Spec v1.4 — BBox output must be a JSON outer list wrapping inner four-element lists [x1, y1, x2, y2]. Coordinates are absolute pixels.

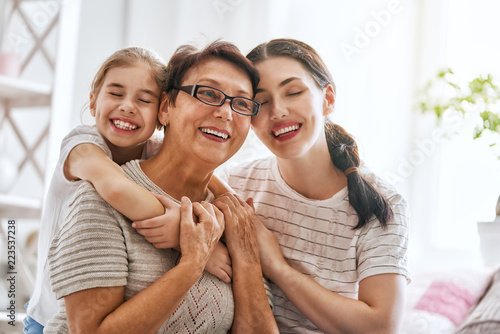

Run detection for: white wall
[[61, 0, 500, 269], [66, 0, 417, 187], [123, 0, 417, 188]]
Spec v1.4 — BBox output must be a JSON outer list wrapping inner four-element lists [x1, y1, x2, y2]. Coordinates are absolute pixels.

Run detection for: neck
[[106, 140, 145, 165], [276, 140, 346, 200], [140, 146, 213, 202]]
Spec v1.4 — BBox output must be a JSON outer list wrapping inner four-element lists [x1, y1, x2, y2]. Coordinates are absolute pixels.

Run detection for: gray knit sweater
[[45, 160, 234, 333]]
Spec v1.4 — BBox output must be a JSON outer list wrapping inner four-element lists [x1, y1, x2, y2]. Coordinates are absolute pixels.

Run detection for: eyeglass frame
[[176, 85, 261, 116]]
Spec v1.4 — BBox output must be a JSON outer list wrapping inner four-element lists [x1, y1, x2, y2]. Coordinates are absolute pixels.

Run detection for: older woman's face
[[161, 58, 252, 168]]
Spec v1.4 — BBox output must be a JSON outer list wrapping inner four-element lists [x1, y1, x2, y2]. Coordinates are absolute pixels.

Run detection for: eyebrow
[[197, 78, 251, 97], [255, 77, 302, 94], [106, 82, 158, 98]]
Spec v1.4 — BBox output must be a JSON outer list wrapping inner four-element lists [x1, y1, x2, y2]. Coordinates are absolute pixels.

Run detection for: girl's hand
[[204, 241, 232, 283], [179, 197, 225, 269], [132, 193, 181, 249]]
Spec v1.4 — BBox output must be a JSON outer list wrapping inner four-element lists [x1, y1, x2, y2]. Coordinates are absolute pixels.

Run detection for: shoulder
[[60, 125, 112, 161], [143, 131, 164, 158], [360, 163, 407, 206], [220, 156, 274, 179], [65, 181, 111, 220], [49, 180, 129, 298]]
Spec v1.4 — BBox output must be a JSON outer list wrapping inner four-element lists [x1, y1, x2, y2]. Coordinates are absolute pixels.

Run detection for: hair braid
[[325, 119, 393, 229]]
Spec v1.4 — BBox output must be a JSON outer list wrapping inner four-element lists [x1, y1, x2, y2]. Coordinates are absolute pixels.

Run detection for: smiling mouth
[[273, 124, 300, 137], [113, 120, 138, 130], [200, 127, 229, 140]]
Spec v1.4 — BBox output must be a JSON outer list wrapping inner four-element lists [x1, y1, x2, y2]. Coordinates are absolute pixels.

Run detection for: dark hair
[[247, 38, 393, 229], [164, 40, 259, 109]]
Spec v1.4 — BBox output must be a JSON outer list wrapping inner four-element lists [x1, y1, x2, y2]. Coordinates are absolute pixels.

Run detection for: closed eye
[[138, 98, 152, 103]]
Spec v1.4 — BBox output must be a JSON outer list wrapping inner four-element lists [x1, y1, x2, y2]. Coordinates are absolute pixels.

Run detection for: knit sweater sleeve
[[48, 181, 128, 300]]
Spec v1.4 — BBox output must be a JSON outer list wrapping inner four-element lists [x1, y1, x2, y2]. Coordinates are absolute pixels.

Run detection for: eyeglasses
[[177, 85, 260, 116]]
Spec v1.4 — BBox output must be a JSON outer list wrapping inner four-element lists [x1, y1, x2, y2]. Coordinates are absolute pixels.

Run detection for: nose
[[270, 99, 288, 120], [214, 100, 233, 121], [119, 97, 136, 114]]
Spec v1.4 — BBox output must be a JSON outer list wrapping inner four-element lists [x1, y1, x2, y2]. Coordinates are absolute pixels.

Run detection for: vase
[[477, 195, 500, 265]]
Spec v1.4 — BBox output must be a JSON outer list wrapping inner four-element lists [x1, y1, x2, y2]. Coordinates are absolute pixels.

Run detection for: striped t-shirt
[[222, 156, 410, 333]]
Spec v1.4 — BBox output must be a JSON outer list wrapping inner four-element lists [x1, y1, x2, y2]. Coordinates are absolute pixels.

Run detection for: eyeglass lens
[[196, 86, 257, 115]]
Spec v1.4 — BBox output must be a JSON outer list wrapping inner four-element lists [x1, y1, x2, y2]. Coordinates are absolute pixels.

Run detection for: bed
[[401, 265, 500, 333]]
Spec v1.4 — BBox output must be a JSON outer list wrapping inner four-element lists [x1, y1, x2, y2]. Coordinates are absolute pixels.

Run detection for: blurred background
[[1, 0, 500, 328]]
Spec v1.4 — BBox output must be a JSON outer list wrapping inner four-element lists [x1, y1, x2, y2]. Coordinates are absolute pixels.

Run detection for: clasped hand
[[132, 193, 232, 283]]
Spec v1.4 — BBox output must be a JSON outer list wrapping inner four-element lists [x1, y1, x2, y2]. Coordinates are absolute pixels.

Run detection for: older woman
[[45, 41, 278, 334]]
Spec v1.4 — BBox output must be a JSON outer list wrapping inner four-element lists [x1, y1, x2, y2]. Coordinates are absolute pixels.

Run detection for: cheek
[[251, 116, 271, 142], [250, 113, 267, 132], [146, 108, 159, 125], [235, 116, 251, 137]]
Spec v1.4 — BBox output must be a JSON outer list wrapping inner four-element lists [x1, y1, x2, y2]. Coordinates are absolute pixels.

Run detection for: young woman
[[220, 38, 410, 334], [44, 40, 278, 334]]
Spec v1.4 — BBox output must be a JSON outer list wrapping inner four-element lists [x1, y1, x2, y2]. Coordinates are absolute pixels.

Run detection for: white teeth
[[113, 120, 137, 130], [273, 125, 299, 137], [201, 128, 228, 139]]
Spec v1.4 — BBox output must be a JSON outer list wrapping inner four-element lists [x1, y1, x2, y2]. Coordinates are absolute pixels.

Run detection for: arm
[[134, 176, 234, 283], [64, 197, 225, 334], [213, 194, 279, 334], [65, 143, 164, 220], [208, 173, 235, 196], [254, 215, 406, 334]]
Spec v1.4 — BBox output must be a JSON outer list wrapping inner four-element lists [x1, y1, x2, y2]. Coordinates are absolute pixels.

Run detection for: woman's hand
[[246, 198, 289, 280], [132, 193, 181, 249], [178, 197, 225, 271], [213, 194, 280, 333], [213, 193, 259, 265]]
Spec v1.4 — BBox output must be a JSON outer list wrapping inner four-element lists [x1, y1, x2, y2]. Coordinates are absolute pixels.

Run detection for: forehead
[[256, 56, 313, 83], [104, 64, 157, 88], [183, 58, 253, 94]]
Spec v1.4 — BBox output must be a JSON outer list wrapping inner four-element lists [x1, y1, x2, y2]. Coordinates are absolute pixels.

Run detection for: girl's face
[[252, 56, 335, 160], [159, 58, 252, 168], [90, 63, 160, 150]]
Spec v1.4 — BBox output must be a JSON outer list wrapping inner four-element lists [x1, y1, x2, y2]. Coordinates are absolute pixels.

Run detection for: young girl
[[25, 46, 231, 334], [219, 38, 411, 333]]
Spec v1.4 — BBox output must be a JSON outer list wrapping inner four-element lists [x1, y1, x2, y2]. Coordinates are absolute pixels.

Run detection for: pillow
[[400, 266, 497, 334], [456, 268, 500, 333]]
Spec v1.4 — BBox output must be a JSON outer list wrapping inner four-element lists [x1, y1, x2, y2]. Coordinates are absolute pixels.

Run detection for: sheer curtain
[[64, 0, 500, 269], [397, 0, 500, 268]]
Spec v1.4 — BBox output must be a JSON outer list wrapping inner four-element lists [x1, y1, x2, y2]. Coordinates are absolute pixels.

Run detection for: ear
[[89, 92, 96, 117], [322, 84, 335, 116], [157, 92, 171, 127]]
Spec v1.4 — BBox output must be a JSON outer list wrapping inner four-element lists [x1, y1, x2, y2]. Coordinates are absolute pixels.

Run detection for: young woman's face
[[159, 58, 252, 167], [90, 63, 160, 150], [252, 56, 334, 160]]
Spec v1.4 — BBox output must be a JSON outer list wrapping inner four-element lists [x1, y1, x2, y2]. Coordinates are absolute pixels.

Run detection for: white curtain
[[65, 0, 500, 269]]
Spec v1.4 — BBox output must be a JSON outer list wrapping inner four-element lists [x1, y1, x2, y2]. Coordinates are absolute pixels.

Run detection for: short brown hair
[[164, 40, 259, 107]]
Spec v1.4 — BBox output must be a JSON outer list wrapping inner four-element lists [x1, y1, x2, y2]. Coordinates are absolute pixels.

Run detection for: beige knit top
[[45, 160, 234, 333]]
